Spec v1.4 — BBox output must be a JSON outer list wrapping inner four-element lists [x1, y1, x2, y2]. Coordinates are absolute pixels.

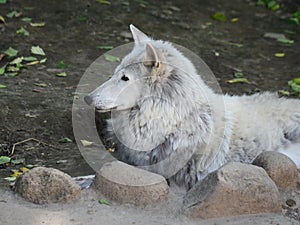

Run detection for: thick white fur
[[86, 25, 300, 190]]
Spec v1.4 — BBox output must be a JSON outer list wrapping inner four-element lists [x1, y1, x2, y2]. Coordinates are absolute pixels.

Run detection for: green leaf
[[6, 10, 21, 18], [80, 139, 94, 147], [96, 0, 111, 5], [104, 54, 120, 62], [78, 16, 88, 22], [286, 17, 299, 26], [9, 57, 23, 64], [56, 72, 67, 77], [292, 78, 300, 85], [5, 72, 18, 77], [11, 159, 23, 165], [26, 164, 34, 168], [293, 11, 300, 19], [0, 84, 7, 88], [7, 66, 20, 72], [56, 60, 67, 69], [211, 12, 227, 22], [39, 58, 47, 63], [59, 137, 72, 143], [16, 27, 30, 36], [0, 156, 11, 164], [274, 53, 285, 57], [4, 47, 18, 58], [21, 17, 32, 22], [0, 15, 6, 24], [23, 56, 38, 61], [276, 38, 294, 45], [30, 22, 46, 27], [0, 64, 6, 75], [288, 79, 300, 92], [31, 46, 45, 55], [278, 90, 290, 96], [98, 199, 110, 205], [233, 72, 244, 78], [0, 0, 7, 4], [4, 177, 16, 182], [226, 78, 249, 84], [97, 45, 114, 50]]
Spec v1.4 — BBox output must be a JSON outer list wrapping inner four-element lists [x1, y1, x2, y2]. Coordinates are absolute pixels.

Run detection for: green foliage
[[256, 0, 280, 11]]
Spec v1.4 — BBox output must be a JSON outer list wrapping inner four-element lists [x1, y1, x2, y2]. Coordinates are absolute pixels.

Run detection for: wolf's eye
[[121, 74, 129, 81]]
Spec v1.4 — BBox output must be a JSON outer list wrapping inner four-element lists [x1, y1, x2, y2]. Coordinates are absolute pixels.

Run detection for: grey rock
[[183, 162, 282, 219], [93, 161, 169, 205], [15, 167, 81, 204]]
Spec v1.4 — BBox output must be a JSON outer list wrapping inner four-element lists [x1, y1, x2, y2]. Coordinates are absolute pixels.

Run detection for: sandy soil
[[0, 187, 299, 225]]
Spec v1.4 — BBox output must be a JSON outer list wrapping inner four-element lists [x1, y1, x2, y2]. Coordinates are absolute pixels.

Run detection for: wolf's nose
[[84, 95, 93, 105]]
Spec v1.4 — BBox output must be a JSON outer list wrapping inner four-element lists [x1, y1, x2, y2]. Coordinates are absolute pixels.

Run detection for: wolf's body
[[85, 25, 300, 190]]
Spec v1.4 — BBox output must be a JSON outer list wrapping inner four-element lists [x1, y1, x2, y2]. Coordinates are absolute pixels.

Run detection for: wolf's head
[[84, 25, 202, 112]]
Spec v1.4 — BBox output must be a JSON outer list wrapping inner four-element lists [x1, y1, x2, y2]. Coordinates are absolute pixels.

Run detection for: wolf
[[84, 24, 300, 190]]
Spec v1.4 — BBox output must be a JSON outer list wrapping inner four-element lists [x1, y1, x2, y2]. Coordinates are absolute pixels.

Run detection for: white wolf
[[85, 25, 300, 190]]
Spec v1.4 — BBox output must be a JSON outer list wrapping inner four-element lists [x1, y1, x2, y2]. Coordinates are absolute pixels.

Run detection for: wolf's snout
[[84, 95, 93, 105]]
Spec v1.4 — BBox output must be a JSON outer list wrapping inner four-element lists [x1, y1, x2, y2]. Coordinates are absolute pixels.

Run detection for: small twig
[[10, 138, 59, 156], [221, 63, 243, 72]]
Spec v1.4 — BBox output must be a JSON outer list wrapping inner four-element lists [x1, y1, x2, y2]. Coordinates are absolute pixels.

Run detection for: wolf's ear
[[130, 24, 150, 45], [144, 43, 165, 78]]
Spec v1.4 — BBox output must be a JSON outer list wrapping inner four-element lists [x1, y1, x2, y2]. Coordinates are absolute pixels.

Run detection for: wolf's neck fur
[[107, 60, 231, 189]]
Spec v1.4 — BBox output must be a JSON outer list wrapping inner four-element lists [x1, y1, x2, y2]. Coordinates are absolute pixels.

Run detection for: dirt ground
[[1, 0, 300, 224]]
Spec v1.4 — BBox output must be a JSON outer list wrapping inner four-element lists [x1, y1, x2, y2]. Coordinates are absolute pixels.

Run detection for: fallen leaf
[[6, 10, 21, 18], [78, 16, 88, 22], [16, 27, 29, 36], [0, 84, 7, 88], [5, 72, 18, 77], [10, 170, 23, 177], [0, 15, 6, 24], [4, 177, 16, 182], [21, 17, 32, 22], [25, 112, 38, 118], [39, 58, 47, 63], [4, 47, 18, 58], [0, 53, 5, 61], [274, 53, 285, 57], [276, 38, 294, 45], [19, 167, 29, 172], [288, 79, 300, 92], [0, 64, 6, 75], [23, 56, 38, 61], [226, 78, 249, 84], [59, 137, 72, 143], [211, 12, 227, 22], [0, 0, 7, 4], [26, 61, 40, 66], [104, 54, 120, 62], [97, 45, 114, 50], [11, 159, 23, 165], [9, 57, 23, 65], [96, 0, 111, 4], [98, 199, 110, 205], [26, 164, 34, 168], [34, 83, 47, 87], [56, 72, 67, 77], [231, 18, 239, 22], [80, 139, 94, 147], [0, 156, 11, 164], [278, 90, 290, 96], [30, 22, 46, 27], [56, 60, 67, 69], [31, 46, 45, 56]]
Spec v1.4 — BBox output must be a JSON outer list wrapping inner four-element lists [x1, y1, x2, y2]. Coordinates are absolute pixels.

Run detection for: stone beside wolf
[[85, 25, 300, 190]]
